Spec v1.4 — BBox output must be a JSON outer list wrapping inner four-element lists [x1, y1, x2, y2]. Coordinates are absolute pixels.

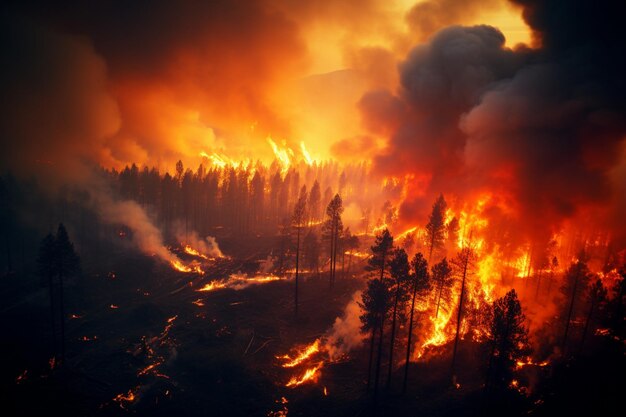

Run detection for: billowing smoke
[[324, 291, 366, 360], [362, 0, 626, 245], [97, 195, 178, 264], [175, 229, 224, 259]]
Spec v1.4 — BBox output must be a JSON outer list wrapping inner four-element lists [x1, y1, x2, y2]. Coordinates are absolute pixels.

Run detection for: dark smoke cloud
[[364, 0, 626, 243]]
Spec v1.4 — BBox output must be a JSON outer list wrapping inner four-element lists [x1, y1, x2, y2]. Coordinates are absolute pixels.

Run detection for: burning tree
[[37, 233, 58, 361], [425, 194, 447, 262], [323, 194, 344, 288], [292, 186, 307, 315], [386, 248, 411, 388], [580, 279, 607, 353], [432, 257, 453, 319], [360, 277, 392, 400], [450, 246, 476, 380], [485, 289, 529, 390], [560, 257, 592, 354], [403, 252, 430, 393]]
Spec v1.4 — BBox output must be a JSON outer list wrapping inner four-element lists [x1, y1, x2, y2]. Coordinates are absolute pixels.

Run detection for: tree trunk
[[48, 273, 57, 361], [403, 280, 419, 393], [451, 252, 469, 380], [579, 295, 596, 354], [59, 272, 66, 366], [366, 327, 376, 391], [373, 316, 385, 406], [386, 284, 400, 388], [562, 267, 581, 354], [435, 275, 445, 318], [295, 227, 300, 316]]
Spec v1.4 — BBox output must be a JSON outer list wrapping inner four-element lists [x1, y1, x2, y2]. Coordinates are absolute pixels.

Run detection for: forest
[[1, 158, 624, 416]]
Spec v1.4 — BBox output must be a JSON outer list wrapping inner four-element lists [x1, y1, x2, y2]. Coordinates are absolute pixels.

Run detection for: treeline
[[103, 159, 387, 239]]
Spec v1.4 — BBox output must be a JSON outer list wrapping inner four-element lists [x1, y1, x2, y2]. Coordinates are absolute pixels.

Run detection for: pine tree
[[485, 289, 529, 390], [425, 194, 447, 262], [37, 233, 57, 362], [580, 279, 607, 353], [451, 246, 475, 381], [386, 248, 410, 388], [292, 186, 307, 315], [54, 223, 80, 366], [366, 229, 394, 281], [360, 278, 392, 401], [432, 258, 453, 318], [323, 194, 344, 288], [403, 252, 430, 393], [560, 257, 592, 353]]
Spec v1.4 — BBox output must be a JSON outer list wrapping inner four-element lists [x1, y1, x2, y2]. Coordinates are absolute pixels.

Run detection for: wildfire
[[268, 136, 293, 172], [197, 281, 228, 292], [184, 245, 208, 259], [196, 274, 283, 292], [170, 259, 205, 274], [285, 363, 323, 387], [112, 386, 139, 409], [300, 141, 314, 165], [277, 339, 321, 368], [515, 357, 550, 370]]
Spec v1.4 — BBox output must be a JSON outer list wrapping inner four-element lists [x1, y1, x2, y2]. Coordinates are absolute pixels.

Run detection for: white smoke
[[176, 229, 224, 258], [97, 195, 179, 264], [324, 291, 366, 360]]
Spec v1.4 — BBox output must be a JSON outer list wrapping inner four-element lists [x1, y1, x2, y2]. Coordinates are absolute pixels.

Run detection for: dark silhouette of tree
[[451, 246, 476, 381], [37, 233, 57, 361], [580, 278, 607, 353], [367, 229, 394, 282], [308, 180, 321, 224], [303, 230, 320, 277], [425, 194, 447, 262], [386, 248, 410, 388], [432, 257, 453, 318], [342, 229, 360, 277], [560, 257, 592, 354], [359, 277, 392, 402], [402, 252, 430, 393], [485, 289, 529, 390], [54, 224, 80, 366], [323, 194, 343, 288], [446, 216, 459, 252], [292, 186, 307, 315]]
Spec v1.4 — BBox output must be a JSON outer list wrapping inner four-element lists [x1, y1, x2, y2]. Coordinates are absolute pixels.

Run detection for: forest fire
[[3, 0, 626, 415], [184, 245, 208, 259], [196, 274, 283, 293], [277, 339, 321, 368], [285, 363, 323, 387]]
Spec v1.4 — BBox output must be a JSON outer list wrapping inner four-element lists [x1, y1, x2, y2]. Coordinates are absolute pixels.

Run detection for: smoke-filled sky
[[1, 0, 625, 243]]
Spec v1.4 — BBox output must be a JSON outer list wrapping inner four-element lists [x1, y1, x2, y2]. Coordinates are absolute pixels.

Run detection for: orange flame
[[285, 363, 323, 387], [277, 339, 321, 368]]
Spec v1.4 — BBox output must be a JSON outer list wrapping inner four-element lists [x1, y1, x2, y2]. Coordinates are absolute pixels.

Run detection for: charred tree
[[432, 257, 453, 318], [403, 252, 430, 393], [323, 194, 343, 288], [580, 279, 607, 353], [386, 248, 410, 388], [53, 223, 80, 366], [291, 187, 307, 316], [425, 194, 447, 262], [37, 233, 57, 361], [451, 246, 475, 382], [560, 258, 591, 354]]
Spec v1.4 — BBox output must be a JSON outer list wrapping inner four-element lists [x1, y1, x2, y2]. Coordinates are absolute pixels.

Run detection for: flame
[[300, 141, 314, 165], [112, 386, 139, 409], [170, 259, 205, 275], [196, 274, 283, 292], [285, 363, 323, 387], [184, 245, 208, 259], [267, 136, 294, 172], [197, 281, 228, 292], [277, 339, 321, 368], [515, 357, 550, 370], [396, 226, 418, 240]]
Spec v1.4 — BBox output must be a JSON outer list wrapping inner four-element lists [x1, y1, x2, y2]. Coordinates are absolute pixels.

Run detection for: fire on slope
[[277, 339, 325, 388], [196, 273, 285, 293]]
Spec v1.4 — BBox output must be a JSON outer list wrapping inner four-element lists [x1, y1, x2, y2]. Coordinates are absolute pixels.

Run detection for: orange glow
[[184, 245, 208, 259], [277, 339, 321, 368], [285, 363, 323, 387]]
